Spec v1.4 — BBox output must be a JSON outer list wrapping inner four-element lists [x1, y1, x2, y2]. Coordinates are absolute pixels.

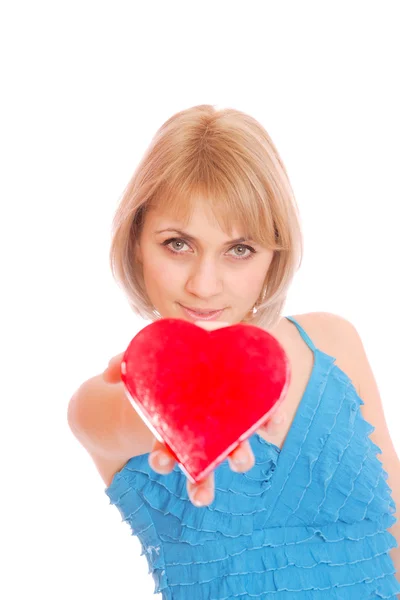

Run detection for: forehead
[[146, 198, 246, 239]]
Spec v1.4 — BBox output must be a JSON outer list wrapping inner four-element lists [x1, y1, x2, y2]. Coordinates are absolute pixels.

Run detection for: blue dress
[[105, 316, 400, 599]]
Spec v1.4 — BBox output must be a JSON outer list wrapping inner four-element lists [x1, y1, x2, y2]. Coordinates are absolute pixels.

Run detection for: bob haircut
[[109, 104, 303, 330]]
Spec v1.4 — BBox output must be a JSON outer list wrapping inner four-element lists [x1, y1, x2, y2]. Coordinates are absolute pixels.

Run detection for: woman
[[68, 104, 400, 598]]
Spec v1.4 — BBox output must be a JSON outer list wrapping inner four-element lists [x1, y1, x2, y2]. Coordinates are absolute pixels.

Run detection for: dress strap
[[285, 316, 317, 353]]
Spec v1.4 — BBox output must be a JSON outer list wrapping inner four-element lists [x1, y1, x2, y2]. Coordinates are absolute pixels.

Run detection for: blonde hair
[[109, 104, 303, 330]]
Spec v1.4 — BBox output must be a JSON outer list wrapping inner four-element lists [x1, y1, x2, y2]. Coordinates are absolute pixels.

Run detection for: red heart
[[121, 319, 291, 484]]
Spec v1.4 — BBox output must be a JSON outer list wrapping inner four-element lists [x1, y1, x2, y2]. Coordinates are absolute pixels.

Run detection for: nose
[[185, 258, 223, 299]]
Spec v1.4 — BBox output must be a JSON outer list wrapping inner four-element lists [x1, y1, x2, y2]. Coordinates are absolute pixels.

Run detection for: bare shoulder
[[293, 311, 356, 349], [290, 311, 360, 390]]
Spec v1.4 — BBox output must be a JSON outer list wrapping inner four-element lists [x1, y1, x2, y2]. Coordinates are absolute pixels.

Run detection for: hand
[[149, 405, 286, 508], [102, 321, 286, 507]]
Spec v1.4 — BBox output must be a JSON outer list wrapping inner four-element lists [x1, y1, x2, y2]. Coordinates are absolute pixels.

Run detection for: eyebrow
[[155, 228, 255, 246]]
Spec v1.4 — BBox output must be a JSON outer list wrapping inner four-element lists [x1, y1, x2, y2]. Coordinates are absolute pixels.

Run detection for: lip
[[179, 303, 225, 321]]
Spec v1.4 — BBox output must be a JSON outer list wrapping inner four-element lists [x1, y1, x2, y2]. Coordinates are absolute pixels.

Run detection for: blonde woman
[[68, 105, 400, 599]]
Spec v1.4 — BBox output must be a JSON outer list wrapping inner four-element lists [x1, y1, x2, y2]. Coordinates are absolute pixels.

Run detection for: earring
[[252, 286, 267, 315]]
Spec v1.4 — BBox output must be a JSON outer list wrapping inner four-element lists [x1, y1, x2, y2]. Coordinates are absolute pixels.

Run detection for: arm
[[67, 374, 156, 461]]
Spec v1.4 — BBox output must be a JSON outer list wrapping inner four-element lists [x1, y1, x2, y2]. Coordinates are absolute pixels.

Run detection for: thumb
[[102, 351, 125, 384]]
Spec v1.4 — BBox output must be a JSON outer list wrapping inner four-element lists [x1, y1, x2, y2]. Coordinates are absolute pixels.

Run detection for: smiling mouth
[[179, 304, 226, 320], [180, 304, 224, 314]]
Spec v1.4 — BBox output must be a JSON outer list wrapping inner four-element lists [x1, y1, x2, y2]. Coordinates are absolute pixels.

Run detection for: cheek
[[231, 266, 266, 297], [143, 256, 181, 291], [241, 254, 273, 294]]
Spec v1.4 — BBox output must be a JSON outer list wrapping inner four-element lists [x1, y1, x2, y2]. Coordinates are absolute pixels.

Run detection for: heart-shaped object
[[121, 318, 291, 484]]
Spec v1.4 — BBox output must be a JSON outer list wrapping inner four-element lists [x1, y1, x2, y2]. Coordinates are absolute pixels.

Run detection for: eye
[[162, 238, 191, 253], [228, 244, 256, 260], [161, 238, 256, 261]]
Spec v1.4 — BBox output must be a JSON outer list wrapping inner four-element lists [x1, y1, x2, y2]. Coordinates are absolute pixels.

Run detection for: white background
[[1, 2, 399, 598]]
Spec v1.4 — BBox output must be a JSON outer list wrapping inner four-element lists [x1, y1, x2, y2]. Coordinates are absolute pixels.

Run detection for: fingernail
[[232, 450, 248, 465], [152, 450, 171, 467], [193, 488, 211, 506]]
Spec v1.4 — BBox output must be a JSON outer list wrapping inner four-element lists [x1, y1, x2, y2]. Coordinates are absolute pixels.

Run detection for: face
[[136, 199, 274, 325]]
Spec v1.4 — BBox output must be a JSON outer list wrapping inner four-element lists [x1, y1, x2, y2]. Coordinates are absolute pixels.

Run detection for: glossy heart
[[121, 318, 291, 483]]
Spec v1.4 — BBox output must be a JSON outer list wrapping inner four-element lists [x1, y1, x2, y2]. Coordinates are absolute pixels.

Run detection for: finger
[[187, 471, 215, 507], [228, 439, 255, 472], [102, 352, 125, 384], [148, 438, 176, 474], [263, 412, 287, 435]]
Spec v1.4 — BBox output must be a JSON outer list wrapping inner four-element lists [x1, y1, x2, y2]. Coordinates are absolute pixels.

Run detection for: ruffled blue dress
[[105, 316, 400, 599]]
